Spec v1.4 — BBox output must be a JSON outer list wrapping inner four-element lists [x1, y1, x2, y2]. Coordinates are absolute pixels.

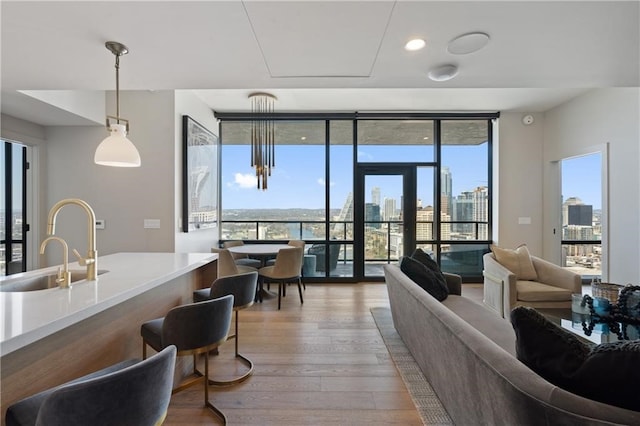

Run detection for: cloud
[[233, 173, 257, 189], [317, 178, 336, 186], [357, 150, 373, 161]]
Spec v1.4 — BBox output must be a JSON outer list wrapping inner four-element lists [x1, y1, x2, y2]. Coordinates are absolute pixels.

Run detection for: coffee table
[[538, 308, 640, 344]]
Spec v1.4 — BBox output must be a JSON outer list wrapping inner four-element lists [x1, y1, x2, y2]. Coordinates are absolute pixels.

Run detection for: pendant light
[[94, 41, 141, 167], [249, 92, 277, 190]]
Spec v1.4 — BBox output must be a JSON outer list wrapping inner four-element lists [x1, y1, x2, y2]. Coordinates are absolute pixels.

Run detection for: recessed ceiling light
[[423, 136, 429, 140], [428, 64, 459, 82], [301, 136, 306, 140], [405, 38, 426, 51], [447, 32, 490, 55]]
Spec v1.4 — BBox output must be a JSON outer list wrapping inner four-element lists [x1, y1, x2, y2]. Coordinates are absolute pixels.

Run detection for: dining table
[[225, 243, 293, 267]]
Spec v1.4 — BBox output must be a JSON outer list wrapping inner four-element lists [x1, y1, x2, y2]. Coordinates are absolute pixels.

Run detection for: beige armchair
[[482, 251, 581, 318]]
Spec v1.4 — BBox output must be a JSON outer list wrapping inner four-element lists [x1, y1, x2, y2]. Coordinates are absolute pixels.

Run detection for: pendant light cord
[[115, 54, 120, 124]]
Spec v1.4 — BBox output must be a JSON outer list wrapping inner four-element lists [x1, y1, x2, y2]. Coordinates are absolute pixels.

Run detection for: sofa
[[483, 251, 582, 319], [384, 263, 640, 425]]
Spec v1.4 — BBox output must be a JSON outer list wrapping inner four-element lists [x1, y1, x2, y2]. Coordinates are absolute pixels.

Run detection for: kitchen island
[[0, 252, 217, 422]]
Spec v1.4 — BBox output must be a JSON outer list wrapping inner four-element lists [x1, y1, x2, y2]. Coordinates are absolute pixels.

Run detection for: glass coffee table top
[[537, 308, 640, 344]]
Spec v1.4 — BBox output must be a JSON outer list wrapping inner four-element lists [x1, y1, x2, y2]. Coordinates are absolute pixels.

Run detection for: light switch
[[95, 219, 105, 230], [144, 219, 161, 229]]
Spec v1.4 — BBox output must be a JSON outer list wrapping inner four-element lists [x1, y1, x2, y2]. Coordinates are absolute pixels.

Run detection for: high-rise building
[[383, 197, 397, 221], [568, 204, 593, 226], [416, 206, 451, 240], [372, 186, 381, 206], [472, 186, 489, 239], [365, 203, 381, 228], [562, 196, 583, 226], [453, 191, 474, 234], [441, 167, 452, 216]]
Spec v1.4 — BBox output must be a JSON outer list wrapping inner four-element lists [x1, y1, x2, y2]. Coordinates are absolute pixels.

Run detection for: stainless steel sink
[[0, 269, 109, 292]]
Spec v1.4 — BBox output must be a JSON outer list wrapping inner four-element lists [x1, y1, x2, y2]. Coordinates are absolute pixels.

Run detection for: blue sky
[[562, 152, 602, 209], [220, 144, 601, 210]]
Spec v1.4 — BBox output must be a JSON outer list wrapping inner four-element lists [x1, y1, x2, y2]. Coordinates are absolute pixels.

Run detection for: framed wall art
[[182, 115, 218, 232]]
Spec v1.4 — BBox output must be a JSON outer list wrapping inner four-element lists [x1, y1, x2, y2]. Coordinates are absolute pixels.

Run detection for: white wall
[[173, 90, 219, 253], [543, 88, 640, 284], [494, 112, 545, 255], [42, 91, 177, 265]]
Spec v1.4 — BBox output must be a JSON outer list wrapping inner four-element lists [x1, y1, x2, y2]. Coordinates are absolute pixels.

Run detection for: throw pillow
[[411, 248, 448, 295], [510, 306, 640, 411], [490, 244, 538, 281], [400, 256, 448, 301]]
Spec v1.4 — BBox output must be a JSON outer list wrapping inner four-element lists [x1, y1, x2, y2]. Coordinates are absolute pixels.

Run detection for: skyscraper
[[473, 186, 489, 239], [372, 186, 381, 206], [568, 204, 592, 226], [383, 197, 397, 221], [441, 167, 452, 216]]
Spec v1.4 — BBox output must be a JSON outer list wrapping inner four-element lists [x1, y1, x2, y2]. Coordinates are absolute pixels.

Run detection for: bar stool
[[140, 295, 233, 424], [193, 271, 258, 385], [5, 346, 176, 426]]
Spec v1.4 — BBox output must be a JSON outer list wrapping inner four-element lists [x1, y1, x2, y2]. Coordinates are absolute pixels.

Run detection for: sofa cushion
[[400, 256, 448, 301], [411, 248, 448, 294], [510, 306, 640, 412], [516, 281, 573, 302], [490, 244, 538, 281]]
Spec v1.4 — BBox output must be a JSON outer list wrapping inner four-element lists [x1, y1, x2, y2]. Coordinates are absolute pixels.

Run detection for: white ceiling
[[1, 1, 638, 126]]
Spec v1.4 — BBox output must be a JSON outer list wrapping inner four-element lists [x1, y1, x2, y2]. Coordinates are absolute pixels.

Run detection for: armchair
[[483, 250, 581, 319]]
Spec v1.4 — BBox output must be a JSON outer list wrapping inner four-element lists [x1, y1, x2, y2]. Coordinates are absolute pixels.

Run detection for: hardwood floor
[[163, 282, 423, 425]]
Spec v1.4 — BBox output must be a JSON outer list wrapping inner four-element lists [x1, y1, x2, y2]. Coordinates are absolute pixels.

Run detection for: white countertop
[[0, 252, 217, 356]]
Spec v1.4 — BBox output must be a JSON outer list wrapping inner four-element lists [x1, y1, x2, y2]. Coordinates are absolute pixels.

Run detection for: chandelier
[[249, 92, 277, 190]]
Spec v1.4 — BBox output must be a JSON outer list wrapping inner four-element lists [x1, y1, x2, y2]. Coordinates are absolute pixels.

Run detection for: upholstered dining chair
[[140, 295, 234, 424], [193, 271, 258, 385], [265, 240, 306, 289], [258, 247, 304, 310], [212, 248, 257, 278], [222, 241, 262, 269], [5, 345, 176, 426]]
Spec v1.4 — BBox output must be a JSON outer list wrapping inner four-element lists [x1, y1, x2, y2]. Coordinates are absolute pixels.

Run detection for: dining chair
[[193, 271, 258, 385], [222, 241, 262, 269], [6, 346, 176, 426], [212, 248, 256, 278], [258, 247, 304, 310], [140, 295, 234, 424], [266, 240, 306, 289]]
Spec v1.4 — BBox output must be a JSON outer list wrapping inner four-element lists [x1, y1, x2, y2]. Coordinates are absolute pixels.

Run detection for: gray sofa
[[384, 263, 640, 425]]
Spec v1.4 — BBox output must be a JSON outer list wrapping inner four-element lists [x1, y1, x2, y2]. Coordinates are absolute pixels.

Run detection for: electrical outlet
[[144, 219, 161, 229]]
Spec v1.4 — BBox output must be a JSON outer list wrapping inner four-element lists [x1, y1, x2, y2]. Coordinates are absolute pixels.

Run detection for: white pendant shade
[[94, 124, 141, 167]]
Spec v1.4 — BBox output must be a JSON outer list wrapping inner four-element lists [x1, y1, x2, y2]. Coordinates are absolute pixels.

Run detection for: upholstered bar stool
[[5, 346, 176, 426], [193, 271, 258, 385], [140, 295, 233, 424]]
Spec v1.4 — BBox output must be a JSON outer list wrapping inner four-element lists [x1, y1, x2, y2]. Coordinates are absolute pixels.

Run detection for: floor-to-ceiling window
[[1, 140, 28, 276], [217, 113, 496, 282]]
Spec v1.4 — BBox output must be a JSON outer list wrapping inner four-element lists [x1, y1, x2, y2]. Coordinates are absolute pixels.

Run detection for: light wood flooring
[[163, 282, 422, 425]]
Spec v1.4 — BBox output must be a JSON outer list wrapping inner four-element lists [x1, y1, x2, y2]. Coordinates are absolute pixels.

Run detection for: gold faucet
[[46, 198, 98, 281], [40, 236, 71, 288]]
